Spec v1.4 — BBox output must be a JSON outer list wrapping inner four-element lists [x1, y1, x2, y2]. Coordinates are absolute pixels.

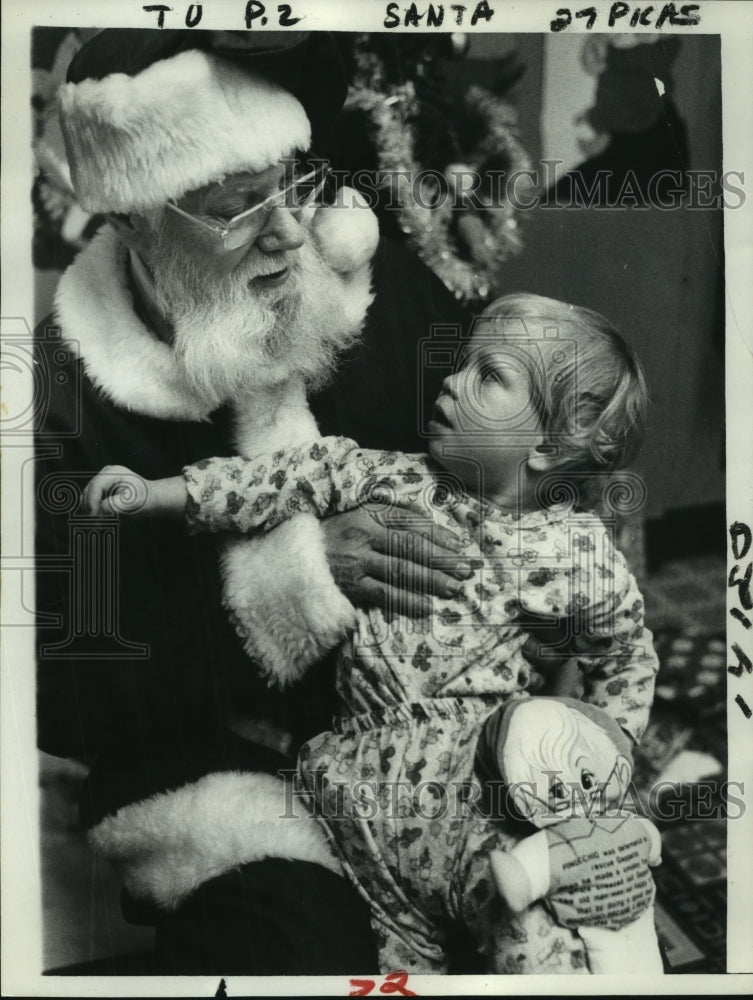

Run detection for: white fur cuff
[[221, 515, 358, 687], [88, 771, 342, 911]]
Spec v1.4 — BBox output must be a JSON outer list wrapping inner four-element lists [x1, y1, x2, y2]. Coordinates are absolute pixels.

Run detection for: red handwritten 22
[[349, 971, 417, 996]]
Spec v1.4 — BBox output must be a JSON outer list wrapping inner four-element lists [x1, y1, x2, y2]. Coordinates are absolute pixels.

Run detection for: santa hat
[[57, 30, 347, 214]]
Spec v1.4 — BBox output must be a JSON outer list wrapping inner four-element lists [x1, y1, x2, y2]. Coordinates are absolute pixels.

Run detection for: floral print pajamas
[[297, 700, 589, 973], [185, 437, 658, 972]]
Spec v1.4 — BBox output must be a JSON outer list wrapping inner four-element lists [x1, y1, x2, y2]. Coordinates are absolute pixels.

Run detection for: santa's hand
[[81, 465, 186, 519], [320, 506, 475, 618]]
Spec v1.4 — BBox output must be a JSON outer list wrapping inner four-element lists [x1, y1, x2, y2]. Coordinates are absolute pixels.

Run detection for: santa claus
[[36, 29, 469, 973]]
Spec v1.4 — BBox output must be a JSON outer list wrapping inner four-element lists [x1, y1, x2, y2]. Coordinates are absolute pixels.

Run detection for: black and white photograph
[[2, 1, 752, 995]]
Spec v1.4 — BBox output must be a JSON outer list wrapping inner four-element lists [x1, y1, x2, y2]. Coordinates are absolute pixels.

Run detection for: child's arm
[[82, 438, 380, 525], [570, 542, 659, 746], [81, 465, 186, 518], [182, 437, 434, 536], [509, 516, 658, 745], [83, 440, 451, 563], [183, 437, 355, 535]]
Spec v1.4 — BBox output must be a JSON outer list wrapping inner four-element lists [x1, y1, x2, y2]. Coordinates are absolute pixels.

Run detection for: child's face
[[427, 325, 545, 500]]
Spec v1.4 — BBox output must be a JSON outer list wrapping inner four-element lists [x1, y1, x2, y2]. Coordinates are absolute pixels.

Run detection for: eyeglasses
[[167, 163, 331, 251]]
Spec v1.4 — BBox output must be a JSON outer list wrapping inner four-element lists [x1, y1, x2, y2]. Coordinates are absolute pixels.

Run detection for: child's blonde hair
[[479, 293, 648, 508]]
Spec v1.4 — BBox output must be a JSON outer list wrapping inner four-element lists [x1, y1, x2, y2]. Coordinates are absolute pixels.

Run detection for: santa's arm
[[490, 831, 552, 913]]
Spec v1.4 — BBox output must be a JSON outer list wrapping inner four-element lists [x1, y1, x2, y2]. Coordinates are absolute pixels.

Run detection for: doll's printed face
[[500, 701, 632, 827], [545, 752, 625, 814], [509, 756, 627, 828]]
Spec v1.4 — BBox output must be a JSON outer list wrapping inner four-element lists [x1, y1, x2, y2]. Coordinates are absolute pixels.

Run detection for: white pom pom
[[311, 186, 379, 275]]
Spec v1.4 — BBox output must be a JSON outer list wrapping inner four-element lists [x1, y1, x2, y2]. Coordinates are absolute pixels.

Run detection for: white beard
[[148, 229, 361, 410], [146, 222, 366, 691]]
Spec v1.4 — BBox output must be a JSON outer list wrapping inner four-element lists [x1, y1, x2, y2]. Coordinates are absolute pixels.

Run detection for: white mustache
[[244, 250, 292, 280]]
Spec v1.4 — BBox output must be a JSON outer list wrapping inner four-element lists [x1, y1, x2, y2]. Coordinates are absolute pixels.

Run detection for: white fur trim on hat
[[58, 48, 311, 213]]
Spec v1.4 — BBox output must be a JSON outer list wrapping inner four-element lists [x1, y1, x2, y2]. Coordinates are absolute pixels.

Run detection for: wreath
[[342, 39, 531, 304]]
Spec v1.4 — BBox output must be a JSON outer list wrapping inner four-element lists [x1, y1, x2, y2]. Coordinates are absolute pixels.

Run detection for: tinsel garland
[[344, 46, 531, 303]]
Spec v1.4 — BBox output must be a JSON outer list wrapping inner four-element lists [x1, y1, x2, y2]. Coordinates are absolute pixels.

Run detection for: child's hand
[[81, 465, 151, 516], [81, 466, 187, 518]]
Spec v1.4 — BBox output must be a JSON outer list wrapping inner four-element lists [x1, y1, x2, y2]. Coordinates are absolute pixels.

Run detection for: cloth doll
[[480, 696, 665, 975]]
